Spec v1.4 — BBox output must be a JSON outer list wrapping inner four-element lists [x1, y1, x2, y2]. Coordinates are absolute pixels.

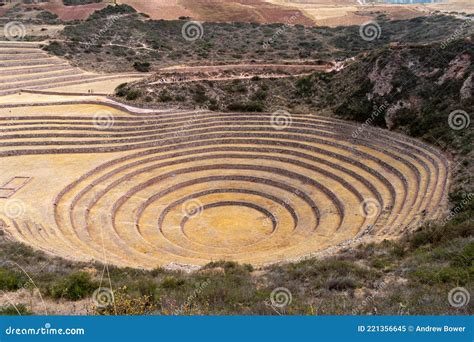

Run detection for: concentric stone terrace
[[0, 104, 450, 268], [0, 41, 146, 96]]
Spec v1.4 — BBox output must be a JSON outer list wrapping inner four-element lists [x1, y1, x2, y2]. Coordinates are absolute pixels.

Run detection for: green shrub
[[126, 89, 141, 101], [410, 266, 469, 286], [159, 90, 173, 102], [96, 287, 156, 315], [50, 272, 97, 301], [63, 0, 101, 6], [115, 83, 128, 97], [227, 101, 264, 112], [410, 221, 474, 249], [133, 61, 151, 72], [0, 304, 31, 316], [136, 279, 158, 298], [326, 277, 357, 291], [44, 41, 66, 56], [36, 11, 60, 24], [452, 242, 474, 268], [251, 89, 268, 101], [295, 76, 313, 96], [160, 276, 185, 289], [0, 268, 26, 291], [192, 86, 209, 103], [88, 4, 136, 20]]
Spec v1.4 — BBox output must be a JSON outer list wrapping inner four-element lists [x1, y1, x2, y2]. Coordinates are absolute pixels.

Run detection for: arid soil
[[118, 0, 315, 25]]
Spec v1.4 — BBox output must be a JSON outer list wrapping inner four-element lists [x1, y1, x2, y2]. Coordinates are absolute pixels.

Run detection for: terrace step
[[0, 58, 64, 68], [0, 49, 43, 55], [0, 68, 83, 84], [0, 74, 143, 96], [0, 41, 43, 49], [0, 64, 74, 76], [0, 53, 50, 61]]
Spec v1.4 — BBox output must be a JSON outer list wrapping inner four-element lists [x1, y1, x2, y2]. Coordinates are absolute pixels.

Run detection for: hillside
[[45, 6, 470, 72]]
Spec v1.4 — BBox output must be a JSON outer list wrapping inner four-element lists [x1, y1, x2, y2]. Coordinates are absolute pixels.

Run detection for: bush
[[0, 268, 26, 291], [410, 220, 474, 249], [159, 90, 173, 102], [452, 242, 474, 268], [251, 89, 268, 101], [126, 89, 141, 101], [227, 101, 264, 112], [63, 0, 101, 6], [96, 287, 156, 315], [36, 11, 60, 24], [295, 76, 313, 96], [410, 266, 469, 286], [133, 61, 151, 72], [88, 4, 136, 20], [44, 41, 66, 56], [326, 277, 357, 291], [192, 85, 209, 103], [115, 83, 128, 97], [160, 276, 185, 289], [135, 279, 158, 298], [50, 272, 97, 301], [0, 304, 31, 316]]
